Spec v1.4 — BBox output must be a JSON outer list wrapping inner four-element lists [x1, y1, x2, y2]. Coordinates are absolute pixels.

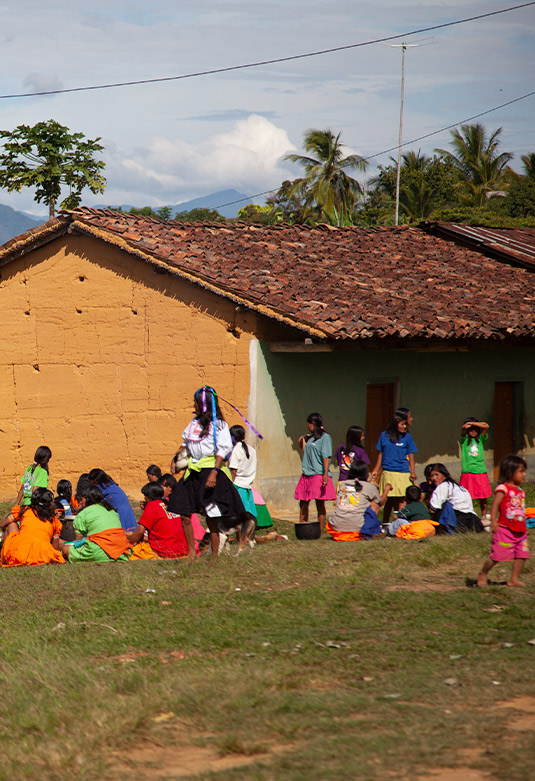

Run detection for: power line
[[0, 2, 533, 100], [212, 89, 535, 211]]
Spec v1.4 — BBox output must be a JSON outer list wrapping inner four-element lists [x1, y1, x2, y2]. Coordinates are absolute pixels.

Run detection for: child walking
[[477, 455, 530, 587], [294, 412, 337, 531], [459, 417, 491, 517]]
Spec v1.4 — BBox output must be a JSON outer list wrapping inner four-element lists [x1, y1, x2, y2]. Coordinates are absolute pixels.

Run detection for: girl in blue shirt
[[371, 412, 417, 522], [294, 412, 337, 532]]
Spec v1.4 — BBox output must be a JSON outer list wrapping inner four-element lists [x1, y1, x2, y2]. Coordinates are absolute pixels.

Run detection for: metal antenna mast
[[391, 42, 419, 225]]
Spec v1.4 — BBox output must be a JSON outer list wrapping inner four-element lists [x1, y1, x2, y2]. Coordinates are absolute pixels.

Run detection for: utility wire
[[0, 2, 533, 100], [212, 88, 535, 210]]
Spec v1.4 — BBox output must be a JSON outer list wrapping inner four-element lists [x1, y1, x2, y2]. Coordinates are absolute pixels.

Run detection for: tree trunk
[[49, 196, 55, 219]]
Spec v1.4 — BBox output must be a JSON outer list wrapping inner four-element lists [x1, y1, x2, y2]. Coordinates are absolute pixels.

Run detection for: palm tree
[[521, 153, 535, 181], [435, 123, 513, 206], [398, 178, 442, 222], [284, 129, 367, 223]]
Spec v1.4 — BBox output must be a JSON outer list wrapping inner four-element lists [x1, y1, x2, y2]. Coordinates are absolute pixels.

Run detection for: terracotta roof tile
[[4, 207, 535, 343]]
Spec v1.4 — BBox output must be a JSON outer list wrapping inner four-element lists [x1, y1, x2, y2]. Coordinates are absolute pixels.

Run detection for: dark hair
[[53, 497, 66, 519], [498, 455, 527, 484], [159, 473, 177, 490], [75, 473, 93, 502], [146, 464, 162, 479], [424, 464, 435, 480], [405, 485, 421, 502], [141, 482, 164, 501], [395, 407, 410, 419], [30, 487, 55, 522], [347, 459, 370, 491], [230, 424, 250, 459], [82, 485, 114, 510], [342, 425, 364, 455], [56, 479, 72, 503], [88, 468, 114, 488], [307, 412, 325, 441], [430, 463, 458, 486], [31, 445, 52, 475], [386, 413, 408, 443], [463, 416, 482, 443], [194, 386, 225, 437]]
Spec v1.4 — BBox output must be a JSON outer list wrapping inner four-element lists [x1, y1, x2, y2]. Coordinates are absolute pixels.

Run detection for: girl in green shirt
[[459, 418, 491, 517], [17, 446, 52, 506]]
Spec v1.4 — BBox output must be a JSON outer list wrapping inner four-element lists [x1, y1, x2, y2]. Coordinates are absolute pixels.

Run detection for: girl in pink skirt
[[459, 417, 492, 517], [294, 412, 337, 532]]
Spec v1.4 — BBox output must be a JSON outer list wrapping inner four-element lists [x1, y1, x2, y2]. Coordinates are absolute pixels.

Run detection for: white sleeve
[[430, 483, 447, 510], [228, 444, 241, 470], [216, 421, 233, 459]]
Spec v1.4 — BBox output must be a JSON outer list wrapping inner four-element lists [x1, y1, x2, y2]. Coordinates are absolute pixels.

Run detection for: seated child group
[[1, 389, 532, 587]]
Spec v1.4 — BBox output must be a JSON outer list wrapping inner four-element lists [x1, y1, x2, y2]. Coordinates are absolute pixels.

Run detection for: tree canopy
[[284, 128, 367, 224], [0, 119, 106, 218]]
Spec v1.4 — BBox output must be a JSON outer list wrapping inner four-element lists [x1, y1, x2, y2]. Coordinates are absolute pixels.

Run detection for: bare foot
[[477, 572, 488, 587], [507, 579, 526, 587]]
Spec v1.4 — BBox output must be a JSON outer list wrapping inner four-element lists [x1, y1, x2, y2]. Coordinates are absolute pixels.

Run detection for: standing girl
[[16, 446, 52, 506], [294, 412, 336, 531], [477, 455, 529, 587], [167, 386, 253, 558], [459, 417, 491, 517], [229, 425, 258, 519], [335, 425, 369, 483], [371, 413, 417, 523]]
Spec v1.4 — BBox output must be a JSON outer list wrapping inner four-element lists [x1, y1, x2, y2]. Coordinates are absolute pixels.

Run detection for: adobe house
[[1, 208, 535, 513]]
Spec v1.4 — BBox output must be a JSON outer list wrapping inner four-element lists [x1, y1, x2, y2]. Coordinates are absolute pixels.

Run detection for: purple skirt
[[460, 472, 491, 499], [294, 474, 337, 501]]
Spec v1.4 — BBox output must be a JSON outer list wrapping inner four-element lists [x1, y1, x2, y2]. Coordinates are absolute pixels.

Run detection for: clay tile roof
[[4, 207, 535, 343]]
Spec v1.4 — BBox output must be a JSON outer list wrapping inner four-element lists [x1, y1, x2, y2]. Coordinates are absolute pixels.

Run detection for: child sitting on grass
[[326, 460, 391, 541], [386, 484, 431, 536], [477, 455, 529, 587], [1, 488, 64, 567]]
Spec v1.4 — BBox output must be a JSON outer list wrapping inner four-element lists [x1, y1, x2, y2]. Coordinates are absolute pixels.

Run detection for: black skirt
[[167, 468, 246, 519]]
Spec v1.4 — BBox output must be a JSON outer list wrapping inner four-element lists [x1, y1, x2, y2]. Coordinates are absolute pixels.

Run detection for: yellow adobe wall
[[0, 234, 256, 500]]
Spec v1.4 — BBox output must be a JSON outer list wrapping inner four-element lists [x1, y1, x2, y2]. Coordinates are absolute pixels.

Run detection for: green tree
[[504, 176, 535, 218], [266, 179, 305, 223], [129, 206, 160, 218], [284, 128, 367, 223], [521, 153, 535, 181], [156, 206, 172, 220], [435, 123, 513, 207], [0, 119, 106, 218], [174, 207, 225, 222], [370, 154, 458, 223]]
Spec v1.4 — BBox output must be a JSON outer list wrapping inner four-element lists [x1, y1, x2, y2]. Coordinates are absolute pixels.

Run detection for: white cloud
[[103, 114, 296, 204]]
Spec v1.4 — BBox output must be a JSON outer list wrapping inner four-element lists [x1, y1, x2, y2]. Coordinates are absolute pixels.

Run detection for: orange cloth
[[325, 521, 362, 541], [525, 507, 535, 518], [129, 541, 161, 560], [395, 520, 439, 539], [1, 506, 64, 567], [87, 529, 131, 560]]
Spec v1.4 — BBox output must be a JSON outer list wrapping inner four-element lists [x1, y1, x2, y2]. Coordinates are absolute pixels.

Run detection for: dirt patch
[[414, 769, 494, 781], [386, 583, 462, 593], [496, 696, 535, 713], [112, 741, 294, 779]]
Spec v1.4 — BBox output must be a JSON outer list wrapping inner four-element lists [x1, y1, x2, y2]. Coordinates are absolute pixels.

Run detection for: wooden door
[[493, 382, 523, 480], [365, 383, 396, 463]]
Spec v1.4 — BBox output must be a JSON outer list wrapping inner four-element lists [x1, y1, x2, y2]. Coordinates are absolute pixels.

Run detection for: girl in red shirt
[[477, 455, 529, 587]]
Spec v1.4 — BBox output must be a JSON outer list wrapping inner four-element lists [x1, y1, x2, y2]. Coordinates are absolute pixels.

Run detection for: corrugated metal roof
[[422, 222, 535, 269]]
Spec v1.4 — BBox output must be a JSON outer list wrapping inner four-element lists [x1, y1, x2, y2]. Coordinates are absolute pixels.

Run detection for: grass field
[[0, 500, 534, 780]]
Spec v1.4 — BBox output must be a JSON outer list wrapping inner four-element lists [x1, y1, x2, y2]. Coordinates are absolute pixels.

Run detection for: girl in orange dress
[[1, 488, 65, 567]]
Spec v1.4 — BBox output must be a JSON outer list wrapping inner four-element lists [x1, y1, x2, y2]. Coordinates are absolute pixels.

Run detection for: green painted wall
[[252, 340, 535, 514]]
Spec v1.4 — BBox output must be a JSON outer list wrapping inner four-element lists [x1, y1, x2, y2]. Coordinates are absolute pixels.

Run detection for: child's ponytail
[[347, 460, 369, 491], [229, 425, 249, 459]]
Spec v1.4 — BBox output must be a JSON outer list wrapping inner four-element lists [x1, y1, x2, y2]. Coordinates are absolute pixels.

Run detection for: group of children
[[1, 386, 275, 567], [295, 410, 532, 586], [1, 397, 531, 586]]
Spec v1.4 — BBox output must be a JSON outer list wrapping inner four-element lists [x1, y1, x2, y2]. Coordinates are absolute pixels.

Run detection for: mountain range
[[0, 189, 260, 244]]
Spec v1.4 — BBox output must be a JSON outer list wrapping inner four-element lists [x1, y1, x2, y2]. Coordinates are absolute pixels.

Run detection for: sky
[[0, 0, 533, 216]]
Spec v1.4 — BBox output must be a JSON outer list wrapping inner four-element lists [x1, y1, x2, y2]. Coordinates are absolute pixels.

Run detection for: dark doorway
[[493, 382, 524, 480], [365, 382, 397, 463]]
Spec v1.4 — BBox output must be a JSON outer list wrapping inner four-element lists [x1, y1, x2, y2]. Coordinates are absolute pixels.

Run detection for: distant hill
[[101, 189, 260, 220], [0, 204, 43, 244]]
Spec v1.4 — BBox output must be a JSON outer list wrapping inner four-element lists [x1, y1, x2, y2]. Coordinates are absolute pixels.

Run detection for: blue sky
[[0, 0, 533, 215]]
